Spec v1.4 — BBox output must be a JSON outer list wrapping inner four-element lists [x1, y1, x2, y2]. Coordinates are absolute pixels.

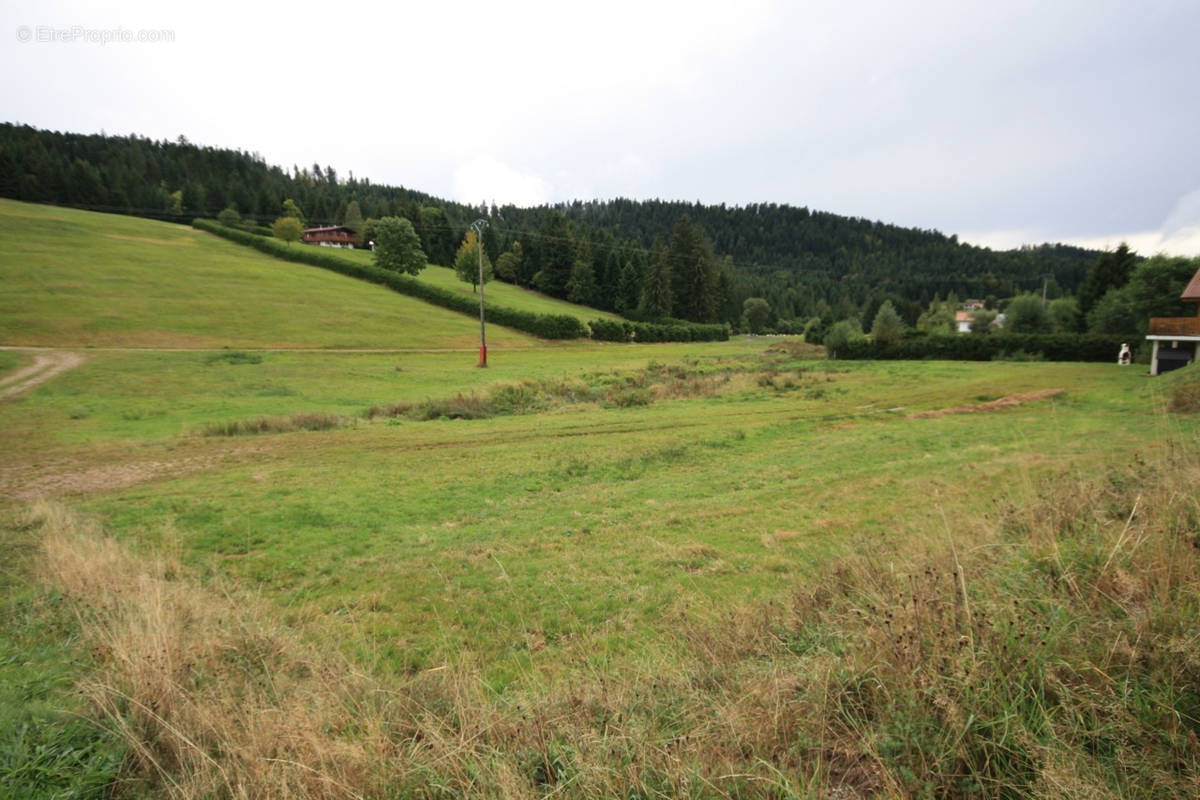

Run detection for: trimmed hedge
[[836, 333, 1133, 362], [588, 318, 631, 342], [193, 219, 588, 340], [587, 317, 730, 343]]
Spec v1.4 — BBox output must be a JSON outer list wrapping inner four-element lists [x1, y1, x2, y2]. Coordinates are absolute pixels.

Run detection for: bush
[[201, 412, 349, 436], [617, 311, 730, 343], [588, 318, 631, 342], [585, 317, 727, 344], [834, 333, 1133, 362], [194, 219, 588, 340]]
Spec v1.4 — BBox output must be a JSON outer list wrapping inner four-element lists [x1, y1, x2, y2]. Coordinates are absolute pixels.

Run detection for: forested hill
[[496, 199, 1098, 317], [0, 122, 1100, 323]]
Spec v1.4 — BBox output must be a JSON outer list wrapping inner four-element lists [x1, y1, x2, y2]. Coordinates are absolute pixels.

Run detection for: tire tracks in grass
[[0, 349, 85, 401]]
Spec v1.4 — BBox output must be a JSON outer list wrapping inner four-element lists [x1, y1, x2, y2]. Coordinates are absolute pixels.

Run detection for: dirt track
[[906, 388, 1066, 419], [0, 349, 85, 400]]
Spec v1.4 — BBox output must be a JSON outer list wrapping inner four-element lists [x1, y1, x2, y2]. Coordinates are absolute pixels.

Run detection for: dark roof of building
[[303, 225, 356, 234], [1182, 267, 1200, 302]]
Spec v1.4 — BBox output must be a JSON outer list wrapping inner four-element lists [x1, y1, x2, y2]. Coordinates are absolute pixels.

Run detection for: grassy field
[[2, 202, 1199, 798], [0, 199, 537, 349], [333, 247, 626, 324]]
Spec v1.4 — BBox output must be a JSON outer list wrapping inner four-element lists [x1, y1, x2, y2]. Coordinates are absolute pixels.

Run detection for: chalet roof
[[954, 311, 972, 322], [303, 225, 356, 234], [1181, 267, 1200, 302]]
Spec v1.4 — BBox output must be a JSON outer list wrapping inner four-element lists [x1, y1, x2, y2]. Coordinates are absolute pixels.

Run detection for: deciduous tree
[[1004, 293, 1050, 333], [271, 216, 303, 245], [281, 198, 305, 226], [743, 297, 771, 334], [217, 206, 240, 228], [373, 216, 426, 275], [454, 230, 493, 292], [824, 318, 865, 358], [1047, 297, 1081, 332], [495, 241, 522, 283]]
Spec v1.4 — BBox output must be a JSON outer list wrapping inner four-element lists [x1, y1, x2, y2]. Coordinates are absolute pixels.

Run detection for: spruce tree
[[641, 241, 673, 318], [534, 211, 574, 297], [1078, 243, 1137, 316], [343, 200, 364, 233], [667, 214, 718, 322], [616, 260, 643, 315], [567, 237, 598, 306], [870, 300, 905, 344]]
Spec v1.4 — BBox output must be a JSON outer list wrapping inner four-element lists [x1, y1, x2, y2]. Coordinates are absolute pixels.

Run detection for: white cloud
[[961, 186, 1200, 257], [451, 156, 552, 208], [3, 0, 1199, 245], [960, 227, 1200, 257]]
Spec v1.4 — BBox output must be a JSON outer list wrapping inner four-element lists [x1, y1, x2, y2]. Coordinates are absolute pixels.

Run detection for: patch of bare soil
[[0, 350, 85, 400], [906, 388, 1066, 419], [2, 443, 268, 500]]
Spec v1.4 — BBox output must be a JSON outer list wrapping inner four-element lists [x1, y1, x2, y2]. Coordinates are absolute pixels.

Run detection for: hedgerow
[[587, 318, 729, 343], [193, 219, 588, 340], [835, 333, 1132, 362]]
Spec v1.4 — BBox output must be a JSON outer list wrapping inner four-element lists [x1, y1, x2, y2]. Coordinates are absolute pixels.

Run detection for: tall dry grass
[[26, 441, 1200, 798]]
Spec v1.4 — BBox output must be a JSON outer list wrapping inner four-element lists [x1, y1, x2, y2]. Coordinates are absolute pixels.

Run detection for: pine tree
[[1078, 243, 1137, 315], [641, 241, 673, 318], [616, 259, 643, 315], [667, 215, 718, 322], [567, 238, 598, 306], [343, 200, 364, 233], [870, 300, 905, 344], [533, 211, 573, 297]]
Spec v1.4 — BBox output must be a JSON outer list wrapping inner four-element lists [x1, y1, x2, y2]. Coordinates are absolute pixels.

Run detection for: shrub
[[201, 412, 349, 436], [588, 318, 631, 342], [193, 220, 588, 340], [834, 333, 1132, 362], [624, 320, 728, 343], [603, 386, 652, 408]]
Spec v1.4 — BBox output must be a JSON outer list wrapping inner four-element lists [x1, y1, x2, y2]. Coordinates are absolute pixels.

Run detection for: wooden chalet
[[302, 225, 357, 248], [1146, 267, 1200, 375]]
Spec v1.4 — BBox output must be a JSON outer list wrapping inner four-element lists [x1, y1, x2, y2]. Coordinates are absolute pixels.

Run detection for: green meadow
[[335, 247, 625, 323], [2, 199, 1199, 798], [0, 199, 534, 349]]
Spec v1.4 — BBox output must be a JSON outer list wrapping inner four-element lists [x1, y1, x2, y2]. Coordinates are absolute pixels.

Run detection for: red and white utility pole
[[471, 218, 488, 367]]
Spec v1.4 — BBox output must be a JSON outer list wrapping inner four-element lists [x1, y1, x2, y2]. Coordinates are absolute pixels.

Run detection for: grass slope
[[334, 247, 625, 324], [0, 199, 536, 349]]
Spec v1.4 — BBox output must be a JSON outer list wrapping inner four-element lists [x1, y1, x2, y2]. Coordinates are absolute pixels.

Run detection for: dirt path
[[906, 389, 1066, 419], [0, 349, 86, 400]]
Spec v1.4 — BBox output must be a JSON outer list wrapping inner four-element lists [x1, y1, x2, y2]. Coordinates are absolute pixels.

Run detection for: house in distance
[[1146, 267, 1200, 375], [302, 225, 357, 248]]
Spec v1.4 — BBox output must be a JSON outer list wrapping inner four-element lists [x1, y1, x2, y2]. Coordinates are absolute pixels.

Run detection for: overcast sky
[[4, 0, 1199, 255]]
